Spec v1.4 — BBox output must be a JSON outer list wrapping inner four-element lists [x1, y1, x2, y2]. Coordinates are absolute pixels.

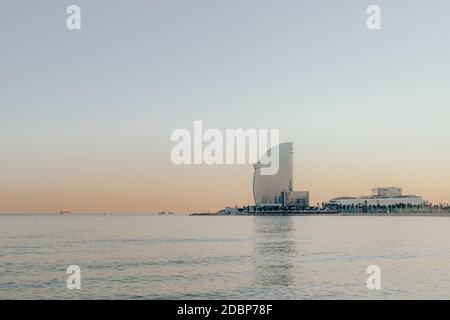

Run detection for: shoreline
[[191, 212, 450, 217]]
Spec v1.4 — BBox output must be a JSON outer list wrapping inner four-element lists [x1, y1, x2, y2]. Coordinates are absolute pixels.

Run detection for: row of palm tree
[[330, 202, 450, 214], [231, 202, 450, 215]]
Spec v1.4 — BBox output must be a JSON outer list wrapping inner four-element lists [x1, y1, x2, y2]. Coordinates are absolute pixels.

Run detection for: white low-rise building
[[329, 187, 427, 207], [372, 187, 402, 198]]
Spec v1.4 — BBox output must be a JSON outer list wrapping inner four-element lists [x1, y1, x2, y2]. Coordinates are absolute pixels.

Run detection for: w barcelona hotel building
[[253, 142, 310, 209]]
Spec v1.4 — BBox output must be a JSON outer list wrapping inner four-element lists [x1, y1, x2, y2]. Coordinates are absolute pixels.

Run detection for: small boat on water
[[158, 211, 166, 215], [60, 210, 71, 215]]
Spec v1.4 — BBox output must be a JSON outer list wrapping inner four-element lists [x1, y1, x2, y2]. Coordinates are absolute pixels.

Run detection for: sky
[[1, 0, 450, 213]]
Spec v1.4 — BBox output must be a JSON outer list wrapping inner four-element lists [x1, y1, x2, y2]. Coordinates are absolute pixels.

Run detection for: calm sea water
[[2, 215, 450, 299]]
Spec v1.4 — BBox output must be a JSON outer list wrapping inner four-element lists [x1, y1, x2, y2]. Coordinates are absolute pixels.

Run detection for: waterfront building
[[372, 187, 402, 198], [328, 187, 426, 207], [282, 191, 310, 207], [253, 142, 310, 207]]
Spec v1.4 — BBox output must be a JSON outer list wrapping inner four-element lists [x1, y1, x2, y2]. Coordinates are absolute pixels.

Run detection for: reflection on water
[[4, 215, 450, 299], [253, 217, 296, 288]]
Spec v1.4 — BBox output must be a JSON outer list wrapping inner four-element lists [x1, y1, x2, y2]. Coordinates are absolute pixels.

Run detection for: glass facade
[[253, 142, 293, 206]]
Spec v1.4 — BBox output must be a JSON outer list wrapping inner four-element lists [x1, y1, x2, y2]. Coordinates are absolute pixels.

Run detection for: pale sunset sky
[[1, 1, 450, 213]]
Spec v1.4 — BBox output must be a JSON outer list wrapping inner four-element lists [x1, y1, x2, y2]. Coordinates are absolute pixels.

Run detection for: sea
[[2, 214, 450, 299]]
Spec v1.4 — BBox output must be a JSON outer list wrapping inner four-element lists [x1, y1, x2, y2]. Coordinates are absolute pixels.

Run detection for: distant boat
[[158, 211, 166, 215], [60, 210, 71, 215]]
